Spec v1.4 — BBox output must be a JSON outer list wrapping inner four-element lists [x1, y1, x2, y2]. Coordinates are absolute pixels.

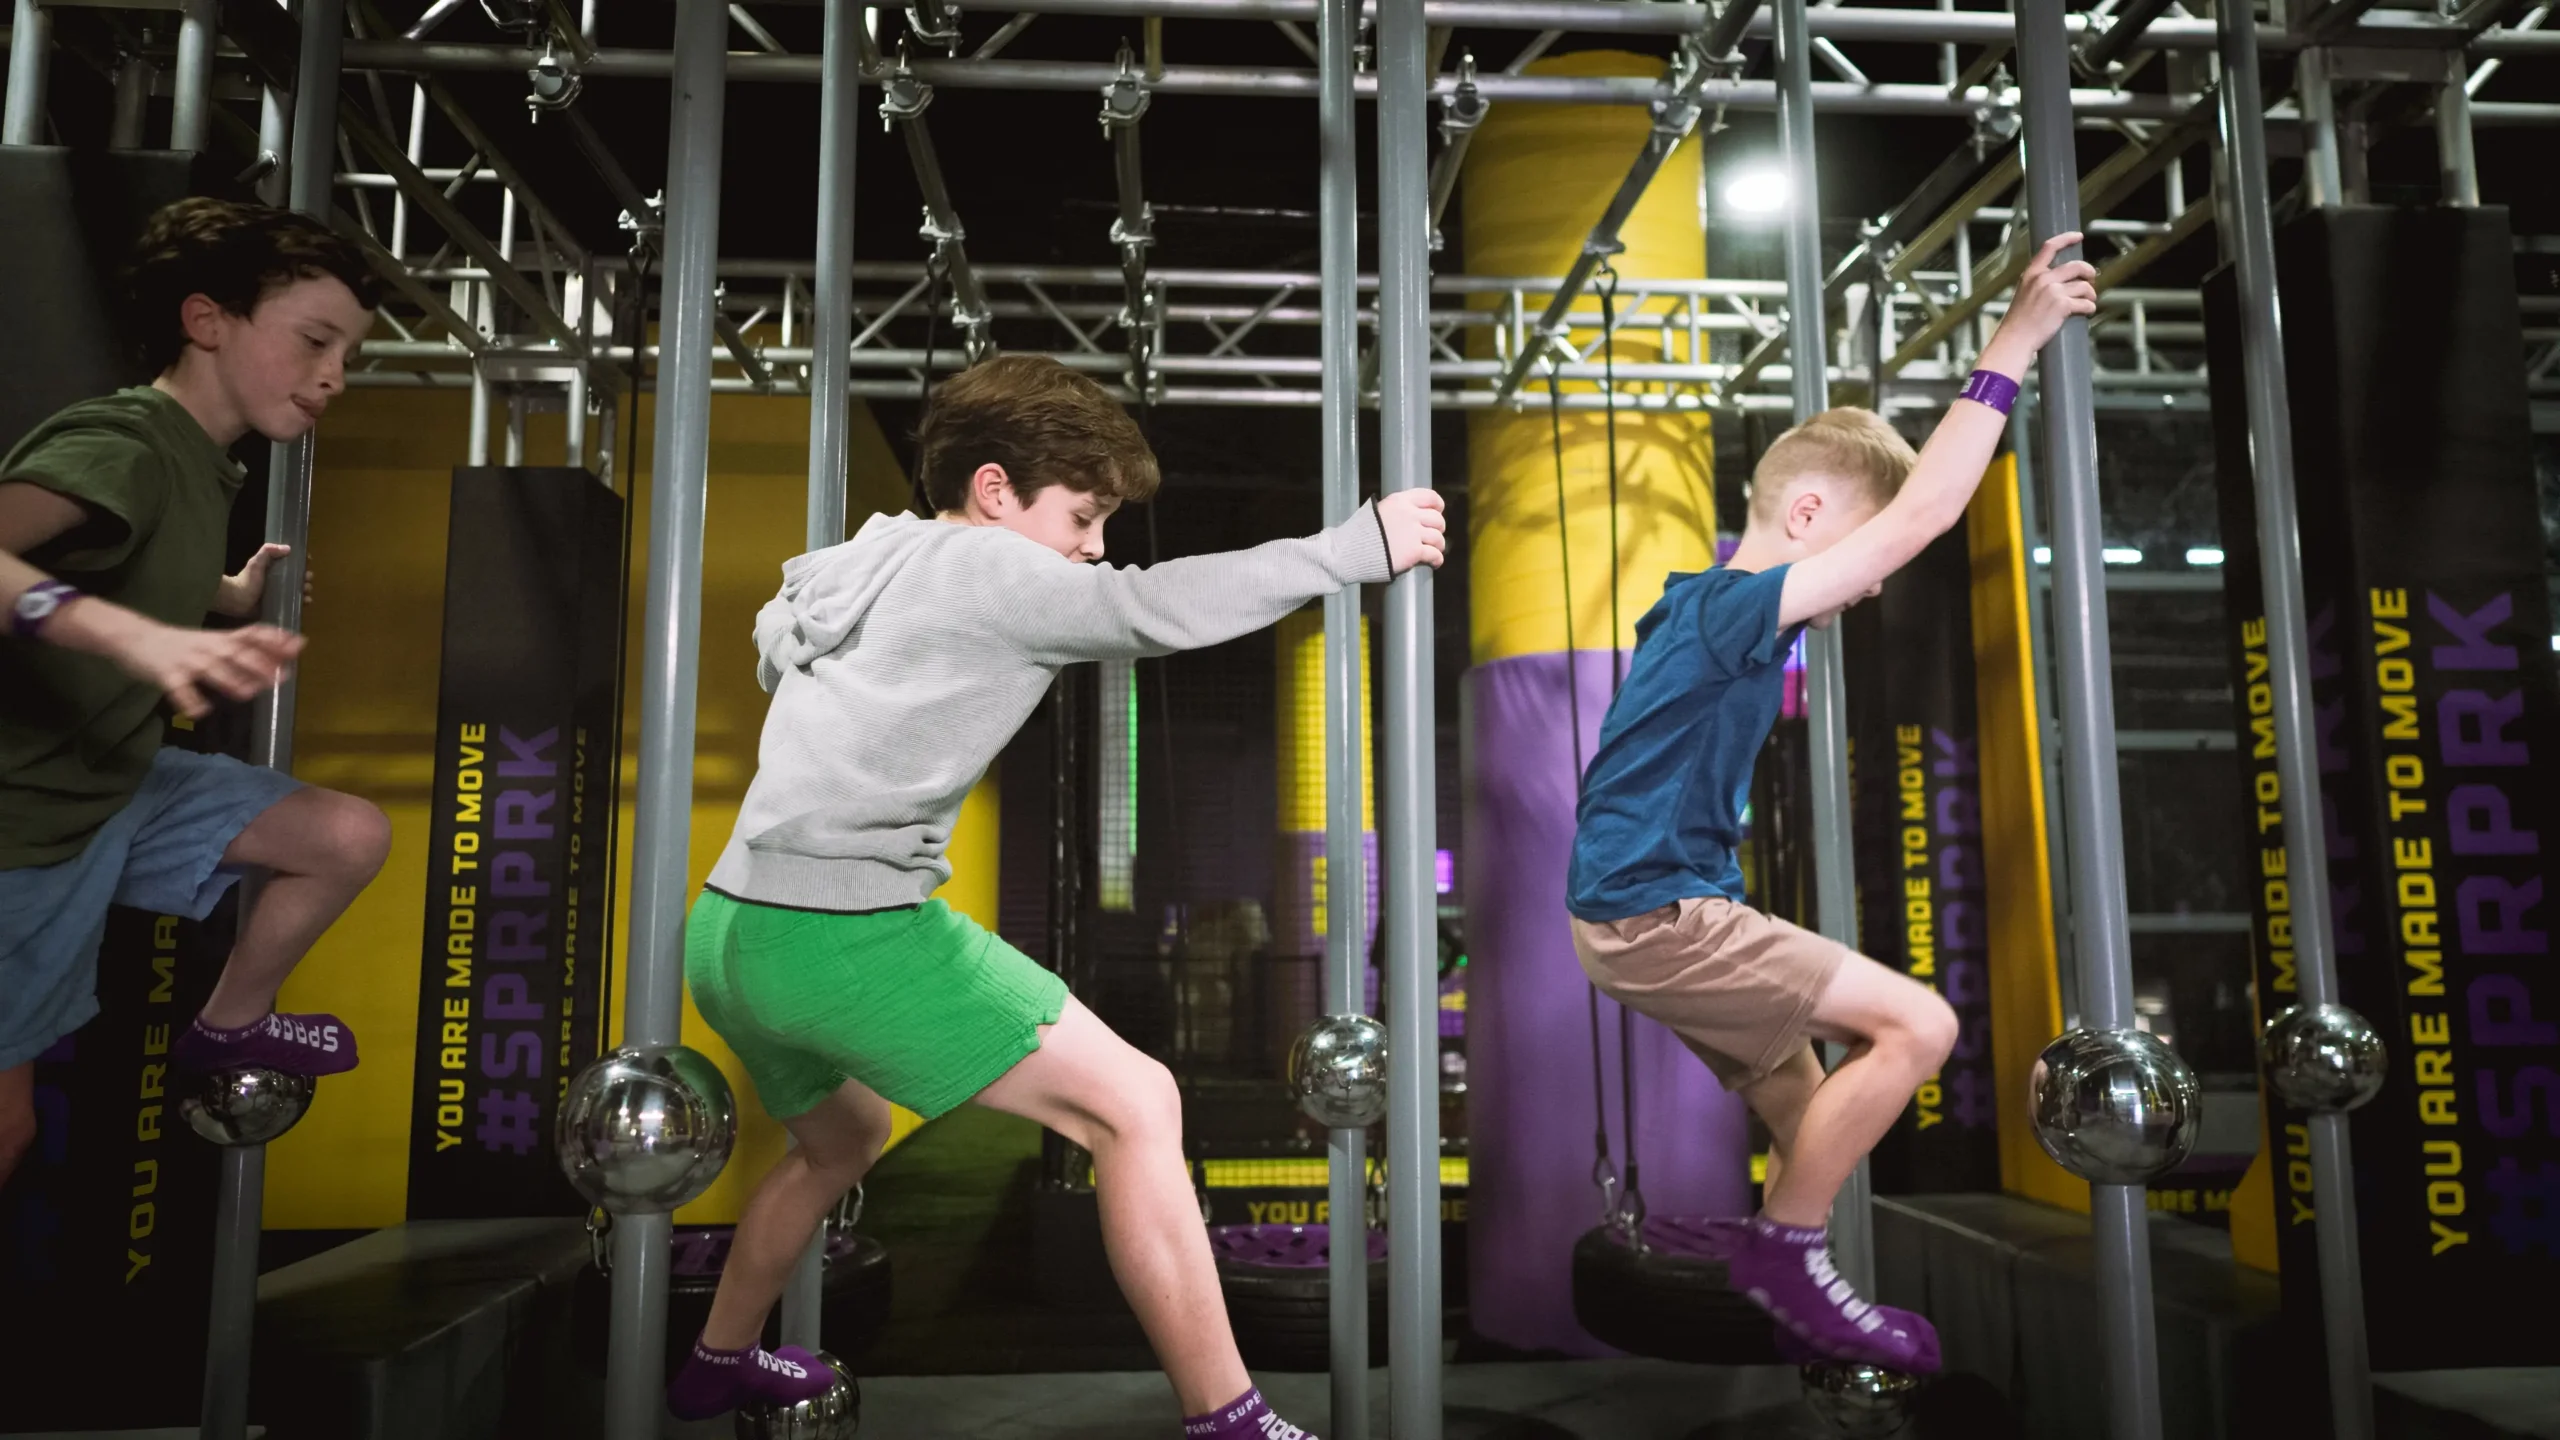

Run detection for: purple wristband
[[1959, 369, 2021, 415], [11, 579, 84, 640]]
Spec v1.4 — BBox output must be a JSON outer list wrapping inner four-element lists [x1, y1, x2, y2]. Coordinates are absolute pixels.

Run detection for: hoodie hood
[[753, 511, 948, 691]]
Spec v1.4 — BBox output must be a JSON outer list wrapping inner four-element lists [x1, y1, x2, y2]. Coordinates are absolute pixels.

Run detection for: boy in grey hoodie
[[671, 355, 1447, 1434]]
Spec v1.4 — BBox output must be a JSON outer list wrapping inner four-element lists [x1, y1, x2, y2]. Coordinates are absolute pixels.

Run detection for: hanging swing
[[1550, 264, 1782, 1367]]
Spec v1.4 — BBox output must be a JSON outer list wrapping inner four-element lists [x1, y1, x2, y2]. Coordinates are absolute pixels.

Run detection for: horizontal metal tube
[[2471, 99, 2560, 122], [351, 368, 2221, 412], [339, 1, 2560, 53], [335, 40, 2202, 114]]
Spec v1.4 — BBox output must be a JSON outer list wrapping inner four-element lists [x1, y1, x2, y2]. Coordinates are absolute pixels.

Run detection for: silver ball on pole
[[733, 1351, 861, 1439], [179, 1066, 315, 1146], [2027, 1027, 2201, 1185], [554, 1043, 737, 1214], [2259, 1002, 2387, 1113], [1286, 1013, 1390, 1129], [1799, 1360, 1922, 1437]]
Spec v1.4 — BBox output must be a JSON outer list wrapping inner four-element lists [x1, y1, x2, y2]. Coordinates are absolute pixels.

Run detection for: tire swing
[[1545, 272, 1779, 1367], [1212, 1206, 1391, 1372]]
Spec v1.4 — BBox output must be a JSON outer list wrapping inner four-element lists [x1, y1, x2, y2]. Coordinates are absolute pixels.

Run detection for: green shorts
[[684, 888, 1068, 1121]]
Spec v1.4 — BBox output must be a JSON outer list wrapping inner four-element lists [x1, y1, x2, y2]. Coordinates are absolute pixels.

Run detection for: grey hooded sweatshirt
[[705, 503, 1395, 913]]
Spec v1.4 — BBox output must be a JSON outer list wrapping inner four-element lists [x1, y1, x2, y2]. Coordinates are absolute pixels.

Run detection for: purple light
[[1435, 849, 1455, 895]]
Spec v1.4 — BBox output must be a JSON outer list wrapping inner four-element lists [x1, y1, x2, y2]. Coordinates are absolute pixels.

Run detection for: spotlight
[[2186, 546, 2225, 566], [1722, 168, 1790, 215]]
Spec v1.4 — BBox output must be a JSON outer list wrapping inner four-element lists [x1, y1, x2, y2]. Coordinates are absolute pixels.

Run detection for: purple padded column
[[1463, 649, 1752, 1355]]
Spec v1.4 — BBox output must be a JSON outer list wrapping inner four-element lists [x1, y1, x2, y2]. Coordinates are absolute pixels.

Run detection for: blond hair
[[1747, 407, 1917, 525]]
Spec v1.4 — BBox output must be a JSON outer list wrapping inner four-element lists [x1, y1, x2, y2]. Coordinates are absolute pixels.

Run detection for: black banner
[[0, 730, 232, 1431], [1845, 524, 2002, 1192], [2208, 207, 2560, 1372], [406, 468, 622, 1218]]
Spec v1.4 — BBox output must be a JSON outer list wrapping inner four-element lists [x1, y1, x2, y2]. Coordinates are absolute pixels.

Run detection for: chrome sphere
[[179, 1066, 315, 1146], [554, 1044, 736, 1214], [734, 1351, 860, 1439], [1286, 1013, 1390, 1129], [2260, 1003, 2388, 1113], [2028, 1028, 2201, 1185], [1800, 1360, 1922, 1438]]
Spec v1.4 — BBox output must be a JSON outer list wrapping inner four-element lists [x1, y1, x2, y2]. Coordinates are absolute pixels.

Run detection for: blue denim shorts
[[0, 747, 303, 1070]]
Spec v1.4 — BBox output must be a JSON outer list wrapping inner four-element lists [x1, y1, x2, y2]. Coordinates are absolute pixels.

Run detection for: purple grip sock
[[1184, 1386, 1321, 1440], [1726, 1215, 1942, 1373], [667, 1337, 837, 1421], [171, 1012, 360, 1076]]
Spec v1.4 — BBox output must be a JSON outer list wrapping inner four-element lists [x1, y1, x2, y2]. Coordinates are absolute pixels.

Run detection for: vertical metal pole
[[257, 66, 292, 208], [469, 364, 492, 467], [203, 6, 341, 1438], [505, 392, 527, 467], [805, 0, 859, 555], [2016, 2, 2163, 1438], [2008, 393, 2079, 1024], [1318, 0, 1370, 1427], [2434, 58, 2479, 208], [1775, 0, 1875, 1299], [393, 82, 426, 259], [1376, 0, 1440, 1432], [566, 367, 589, 470], [2212, 9, 2373, 1436], [4, 0, 54, 145], [171, 0, 218, 152], [607, 2, 727, 1433], [110, 53, 153, 150], [778, 0, 864, 1355], [2297, 41, 2344, 209]]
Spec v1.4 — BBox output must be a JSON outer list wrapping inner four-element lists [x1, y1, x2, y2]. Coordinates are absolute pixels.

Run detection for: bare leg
[[0, 1063, 32, 1193], [972, 998, 1248, 1417], [700, 1080, 896, 1350], [201, 788, 391, 1028], [1740, 1041, 1824, 1203], [1753, 956, 1954, 1229]]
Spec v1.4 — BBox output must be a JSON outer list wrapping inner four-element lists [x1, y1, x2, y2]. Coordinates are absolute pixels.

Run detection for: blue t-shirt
[[1566, 564, 1801, 922]]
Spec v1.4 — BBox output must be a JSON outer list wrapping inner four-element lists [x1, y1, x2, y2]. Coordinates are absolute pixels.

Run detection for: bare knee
[[1092, 1055, 1183, 1152], [1882, 991, 1959, 1077], [268, 789, 391, 887], [322, 793, 394, 883]]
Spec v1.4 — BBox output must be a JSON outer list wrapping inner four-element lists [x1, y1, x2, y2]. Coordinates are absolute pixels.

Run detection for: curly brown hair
[[915, 355, 1161, 514], [126, 197, 381, 373]]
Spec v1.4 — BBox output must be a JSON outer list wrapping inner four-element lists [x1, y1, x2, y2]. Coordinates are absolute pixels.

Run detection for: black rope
[[1597, 261, 1640, 1232], [1551, 378, 1615, 1225]]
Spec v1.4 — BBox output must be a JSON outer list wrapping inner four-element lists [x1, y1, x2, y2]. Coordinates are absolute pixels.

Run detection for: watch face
[[15, 586, 63, 627]]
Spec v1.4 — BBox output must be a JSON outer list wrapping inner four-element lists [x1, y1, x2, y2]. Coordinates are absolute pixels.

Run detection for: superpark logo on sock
[[1256, 1415, 1309, 1440]]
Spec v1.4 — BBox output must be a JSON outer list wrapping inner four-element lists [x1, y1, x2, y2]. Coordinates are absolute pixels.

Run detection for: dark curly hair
[[125, 197, 381, 373], [915, 355, 1161, 514]]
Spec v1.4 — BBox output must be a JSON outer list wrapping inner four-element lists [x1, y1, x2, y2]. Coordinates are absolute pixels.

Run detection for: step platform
[[1875, 1194, 2559, 1440], [250, 1219, 594, 1440]]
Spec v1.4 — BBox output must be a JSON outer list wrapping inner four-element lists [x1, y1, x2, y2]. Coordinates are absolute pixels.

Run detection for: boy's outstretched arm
[[1, 481, 303, 719], [994, 489, 1446, 665], [1777, 232, 2097, 629]]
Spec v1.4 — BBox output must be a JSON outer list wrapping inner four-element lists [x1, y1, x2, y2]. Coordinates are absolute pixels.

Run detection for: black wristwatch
[[10, 579, 83, 639]]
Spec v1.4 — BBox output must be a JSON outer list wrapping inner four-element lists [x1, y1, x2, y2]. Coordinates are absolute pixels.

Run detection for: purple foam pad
[[1208, 1222, 1391, 1268]]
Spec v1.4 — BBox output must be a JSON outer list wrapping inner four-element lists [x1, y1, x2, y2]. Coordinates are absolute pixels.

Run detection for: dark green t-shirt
[[1, 386, 245, 867]]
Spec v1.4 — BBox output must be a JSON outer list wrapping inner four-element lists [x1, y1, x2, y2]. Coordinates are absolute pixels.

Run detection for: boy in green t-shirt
[[1, 198, 393, 1189]]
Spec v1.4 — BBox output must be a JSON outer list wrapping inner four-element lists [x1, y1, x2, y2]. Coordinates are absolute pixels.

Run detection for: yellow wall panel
[[1965, 454, 2084, 1215], [1462, 50, 1716, 663], [268, 382, 963, 1228]]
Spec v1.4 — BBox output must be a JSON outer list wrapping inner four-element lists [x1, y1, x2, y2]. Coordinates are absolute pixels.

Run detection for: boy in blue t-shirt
[[1566, 232, 2096, 1372]]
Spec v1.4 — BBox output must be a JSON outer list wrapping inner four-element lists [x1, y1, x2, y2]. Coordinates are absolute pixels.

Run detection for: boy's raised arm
[[1777, 232, 2096, 629], [991, 490, 1445, 665]]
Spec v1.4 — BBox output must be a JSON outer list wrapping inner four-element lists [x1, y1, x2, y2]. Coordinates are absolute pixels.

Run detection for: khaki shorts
[[1570, 896, 1850, 1090]]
